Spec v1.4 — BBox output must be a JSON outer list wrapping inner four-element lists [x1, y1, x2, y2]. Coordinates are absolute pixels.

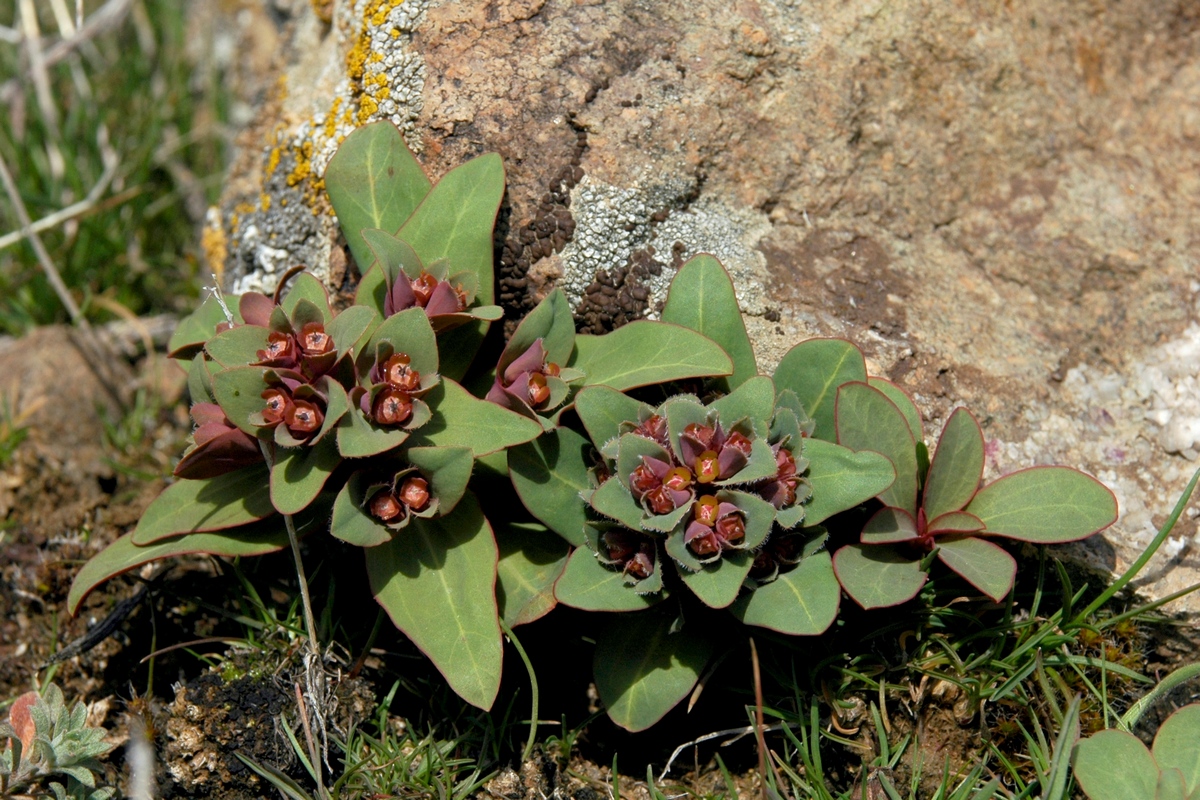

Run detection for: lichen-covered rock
[[211, 0, 1200, 608]]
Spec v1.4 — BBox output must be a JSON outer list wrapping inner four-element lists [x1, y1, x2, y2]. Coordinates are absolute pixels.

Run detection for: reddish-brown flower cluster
[[487, 339, 562, 413], [362, 353, 422, 427], [256, 376, 328, 444], [385, 269, 468, 321], [254, 321, 337, 379], [600, 530, 656, 579], [759, 444, 801, 509], [369, 475, 431, 524], [626, 419, 752, 557]]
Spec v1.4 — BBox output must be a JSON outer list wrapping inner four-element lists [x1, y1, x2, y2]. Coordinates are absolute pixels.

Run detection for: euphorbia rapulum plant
[[826, 367, 1118, 608], [66, 121, 738, 711], [504, 255, 897, 732]]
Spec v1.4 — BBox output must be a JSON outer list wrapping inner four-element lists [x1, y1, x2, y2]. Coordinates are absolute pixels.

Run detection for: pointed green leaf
[[923, 408, 985, 520], [860, 507, 919, 544], [270, 437, 340, 515], [131, 467, 274, 544], [337, 408, 410, 458], [406, 380, 542, 456], [69, 524, 291, 614], [867, 377, 922, 443], [168, 294, 241, 359], [594, 609, 713, 732], [837, 381, 918, 515], [803, 438, 896, 525], [502, 288, 576, 369], [1073, 730, 1158, 800], [330, 473, 391, 548], [205, 324, 269, 369], [509, 427, 594, 546], [325, 120, 432, 271], [280, 272, 332, 323], [355, 263, 388, 313], [364, 307, 439, 377], [555, 548, 663, 611], [1154, 705, 1200, 797], [407, 445, 473, 516], [574, 386, 645, 450], [731, 552, 840, 635], [663, 397, 709, 464], [679, 552, 753, 609], [936, 536, 1016, 602], [966, 467, 1118, 543], [397, 152, 504, 304], [212, 366, 270, 436], [368, 493, 502, 709], [495, 521, 571, 628], [328, 304, 379, 356], [661, 254, 757, 388], [832, 544, 927, 609], [362, 228, 423, 284], [187, 354, 216, 406], [590, 476, 647, 531], [572, 322, 733, 391], [436, 320, 491, 383], [709, 375, 776, 436], [773, 339, 867, 441]]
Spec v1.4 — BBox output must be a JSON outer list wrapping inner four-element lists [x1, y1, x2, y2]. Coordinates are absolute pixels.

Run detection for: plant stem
[[500, 619, 539, 763]]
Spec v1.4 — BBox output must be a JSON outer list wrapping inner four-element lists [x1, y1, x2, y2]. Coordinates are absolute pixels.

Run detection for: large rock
[[209, 0, 1200, 608]]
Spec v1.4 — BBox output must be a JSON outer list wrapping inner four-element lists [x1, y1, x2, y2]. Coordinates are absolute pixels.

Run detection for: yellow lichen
[[266, 146, 281, 176], [201, 216, 228, 285], [260, 193, 271, 211]]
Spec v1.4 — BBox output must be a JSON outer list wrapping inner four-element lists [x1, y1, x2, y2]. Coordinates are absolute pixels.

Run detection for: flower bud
[[634, 415, 668, 446], [629, 464, 660, 498], [544, 361, 561, 378], [412, 272, 439, 306], [715, 513, 745, 545], [694, 449, 720, 483], [370, 491, 405, 522], [693, 495, 720, 527], [383, 353, 421, 391], [372, 387, 413, 426], [261, 388, 290, 425], [644, 485, 676, 515], [399, 476, 430, 511], [684, 423, 716, 450], [285, 400, 324, 435], [299, 322, 334, 356], [257, 331, 298, 366]]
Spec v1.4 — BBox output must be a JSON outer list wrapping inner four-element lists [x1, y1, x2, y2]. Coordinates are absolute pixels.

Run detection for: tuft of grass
[[0, 0, 229, 336]]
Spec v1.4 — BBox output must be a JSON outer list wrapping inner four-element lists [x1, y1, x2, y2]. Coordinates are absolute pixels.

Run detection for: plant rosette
[[831, 382, 1119, 608]]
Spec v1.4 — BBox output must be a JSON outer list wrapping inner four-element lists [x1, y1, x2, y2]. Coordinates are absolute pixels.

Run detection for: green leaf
[[593, 609, 713, 732], [131, 466, 274, 545], [832, 544, 927, 609], [508, 428, 593, 546], [270, 438, 340, 516], [708, 375, 776, 436], [1073, 730, 1158, 800], [406, 380, 543, 456], [1154, 705, 1200, 797], [867, 377, 922, 443], [330, 473, 391, 548], [206, 324, 270, 369], [328, 304, 379, 356], [168, 294, 240, 359], [436, 321, 492, 383], [802, 438, 895, 526], [731, 552, 840, 635], [325, 120, 432, 272], [572, 322, 733, 391], [773, 339, 866, 441], [212, 366, 270, 436], [280, 272, 332, 324], [398, 153, 504, 304], [495, 521, 571, 627], [503, 288, 576, 369], [337, 408, 410, 458], [574, 386, 645, 450], [362, 228, 423, 285], [966, 467, 1119, 543], [367, 493, 502, 710], [926, 510, 985, 534], [407, 446, 474, 515], [1159, 770, 1189, 800], [860, 507, 919, 545], [355, 263, 388, 313], [554, 548, 663, 611], [923, 408, 985, 520], [935, 536, 1016, 602], [661, 254, 757, 388], [187, 354, 216, 406], [589, 476, 646, 531], [836, 381, 918, 515], [364, 307, 439, 378], [679, 552, 753, 609], [69, 526, 289, 614]]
